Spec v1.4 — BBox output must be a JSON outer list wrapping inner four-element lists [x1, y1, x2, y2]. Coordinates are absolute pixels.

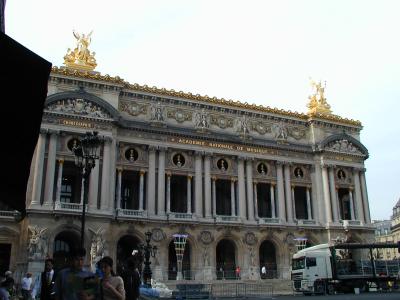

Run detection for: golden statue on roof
[[64, 30, 97, 71], [307, 79, 332, 115]]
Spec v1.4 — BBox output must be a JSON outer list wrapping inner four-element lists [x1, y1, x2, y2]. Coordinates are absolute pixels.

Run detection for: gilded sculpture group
[[64, 30, 97, 71]]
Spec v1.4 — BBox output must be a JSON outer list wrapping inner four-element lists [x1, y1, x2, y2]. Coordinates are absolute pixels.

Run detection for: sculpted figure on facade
[[236, 115, 250, 137], [272, 122, 288, 141], [194, 109, 210, 130], [90, 227, 107, 266], [150, 102, 165, 122], [64, 30, 97, 70], [248, 247, 256, 266], [28, 226, 48, 259], [203, 247, 210, 266]]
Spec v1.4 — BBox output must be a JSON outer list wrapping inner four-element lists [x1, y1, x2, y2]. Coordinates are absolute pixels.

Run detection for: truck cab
[[292, 244, 333, 294]]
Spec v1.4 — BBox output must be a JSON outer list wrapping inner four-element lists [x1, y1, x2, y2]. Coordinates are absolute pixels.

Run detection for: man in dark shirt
[[40, 258, 56, 300]]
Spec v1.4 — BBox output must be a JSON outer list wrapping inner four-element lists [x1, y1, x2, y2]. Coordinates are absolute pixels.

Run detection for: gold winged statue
[[307, 79, 332, 115], [64, 30, 97, 71]]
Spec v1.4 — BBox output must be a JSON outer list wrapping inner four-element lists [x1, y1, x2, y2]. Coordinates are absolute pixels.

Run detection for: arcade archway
[[259, 240, 277, 278], [216, 239, 236, 279], [53, 231, 80, 271], [117, 235, 142, 275], [168, 240, 191, 280]]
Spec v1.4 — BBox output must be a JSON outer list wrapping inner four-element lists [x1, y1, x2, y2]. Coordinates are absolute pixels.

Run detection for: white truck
[[291, 242, 400, 294]]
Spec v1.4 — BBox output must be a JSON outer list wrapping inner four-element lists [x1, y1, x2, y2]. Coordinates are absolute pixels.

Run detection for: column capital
[[204, 151, 213, 158], [103, 136, 113, 143], [230, 177, 237, 182], [253, 180, 258, 185], [58, 158, 64, 164], [187, 174, 193, 180], [306, 185, 312, 189], [166, 171, 172, 177], [195, 150, 204, 157], [48, 129, 60, 135], [353, 167, 365, 173], [349, 186, 354, 191], [270, 181, 276, 186], [140, 169, 146, 175], [211, 176, 217, 181], [117, 167, 123, 173], [275, 160, 284, 166], [148, 145, 157, 152], [158, 146, 168, 152], [237, 155, 246, 161]]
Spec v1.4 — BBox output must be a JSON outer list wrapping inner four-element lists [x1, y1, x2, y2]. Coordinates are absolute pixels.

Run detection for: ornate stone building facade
[[0, 38, 374, 282]]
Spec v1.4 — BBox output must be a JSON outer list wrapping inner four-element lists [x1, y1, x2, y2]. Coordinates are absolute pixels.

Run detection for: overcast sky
[[6, 0, 399, 220]]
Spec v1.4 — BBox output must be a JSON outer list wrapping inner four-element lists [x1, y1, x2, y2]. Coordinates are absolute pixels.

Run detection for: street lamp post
[[73, 131, 103, 248], [140, 231, 157, 287]]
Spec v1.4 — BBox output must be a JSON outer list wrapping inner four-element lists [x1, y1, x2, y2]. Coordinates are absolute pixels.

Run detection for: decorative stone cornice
[[51, 66, 362, 127]]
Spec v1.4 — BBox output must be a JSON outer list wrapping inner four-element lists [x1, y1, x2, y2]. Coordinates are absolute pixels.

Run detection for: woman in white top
[[99, 257, 125, 300]]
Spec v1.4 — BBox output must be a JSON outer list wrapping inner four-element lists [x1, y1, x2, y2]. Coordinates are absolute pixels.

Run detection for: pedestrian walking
[[54, 248, 99, 300], [99, 256, 125, 300], [0, 271, 15, 300], [21, 272, 33, 300]]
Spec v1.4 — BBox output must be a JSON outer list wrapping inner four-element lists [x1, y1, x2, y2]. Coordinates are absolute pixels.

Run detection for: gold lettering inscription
[[171, 137, 277, 155], [61, 119, 93, 128]]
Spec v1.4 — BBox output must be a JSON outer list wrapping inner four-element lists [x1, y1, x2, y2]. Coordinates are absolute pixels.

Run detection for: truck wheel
[[314, 282, 325, 294], [327, 284, 335, 295]]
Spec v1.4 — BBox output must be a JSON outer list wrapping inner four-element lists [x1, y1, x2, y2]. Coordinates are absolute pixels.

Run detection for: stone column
[[349, 188, 355, 220], [276, 162, 286, 222], [109, 139, 117, 212], [147, 147, 157, 216], [291, 186, 296, 220], [88, 160, 100, 211], [187, 175, 192, 214], [306, 186, 312, 220], [212, 176, 217, 217], [55, 159, 64, 204], [328, 166, 339, 222], [253, 182, 258, 219], [43, 131, 58, 207], [166, 172, 171, 213], [246, 159, 255, 221], [204, 154, 212, 218], [270, 183, 276, 218], [283, 163, 293, 223], [31, 132, 46, 206], [100, 138, 111, 211], [360, 169, 371, 224], [139, 170, 145, 210], [116, 168, 123, 208], [238, 157, 247, 220], [311, 163, 324, 224], [195, 152, 203, 218], [231, 178, 236, 216], [321, 164, 333, 224], [157, 148, 166, 216], [353, 169, 365, 223]]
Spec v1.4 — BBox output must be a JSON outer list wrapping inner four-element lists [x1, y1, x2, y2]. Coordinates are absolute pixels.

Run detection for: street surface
[[273, 292, 400, 300]]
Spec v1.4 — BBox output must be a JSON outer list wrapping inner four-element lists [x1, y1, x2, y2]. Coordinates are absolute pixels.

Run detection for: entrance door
[[0, 244, 11, 274]]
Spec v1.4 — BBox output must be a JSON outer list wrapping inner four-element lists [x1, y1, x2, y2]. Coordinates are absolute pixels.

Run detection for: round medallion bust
[[199, 231, 214, 245], [151, 228, 165, 242], [244, 232, 257, 246]]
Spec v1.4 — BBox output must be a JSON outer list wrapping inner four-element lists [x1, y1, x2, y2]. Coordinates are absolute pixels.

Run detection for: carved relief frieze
[[46, 98, 111, 119], [252, 121, 272, 135], [210, 115, 234, 129], [167, 109, 192, 123], [149, 102, 166, 123], [119, 100, 147, 116], [288, 126, 306, 140]]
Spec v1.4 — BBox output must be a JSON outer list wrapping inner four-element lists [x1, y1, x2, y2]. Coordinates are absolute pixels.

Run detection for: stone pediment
[[316, 133, 368, 158], [44, 91, 119, 120]]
